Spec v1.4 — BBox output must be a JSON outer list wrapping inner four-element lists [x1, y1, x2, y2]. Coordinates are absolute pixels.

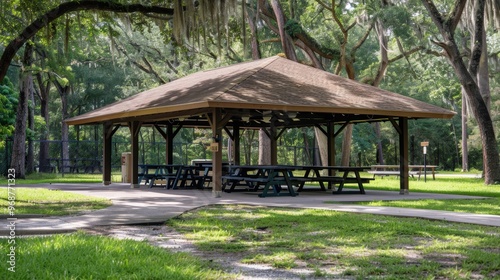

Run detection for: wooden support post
[[129, 121, 141, 188], [398, 118, 409, 194], [102, 122, 113, 185], [154, 123, 179, 165], [166, 124, 173, 165], [211, 109, 223, 197]]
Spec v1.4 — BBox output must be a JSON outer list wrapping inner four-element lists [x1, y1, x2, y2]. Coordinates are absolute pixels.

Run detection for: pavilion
[[65, 56, 455, 196]]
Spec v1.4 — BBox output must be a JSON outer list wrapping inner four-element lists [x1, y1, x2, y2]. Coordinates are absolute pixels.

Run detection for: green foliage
[[0, 77, 17, 140], [378, 6, 415, 44]]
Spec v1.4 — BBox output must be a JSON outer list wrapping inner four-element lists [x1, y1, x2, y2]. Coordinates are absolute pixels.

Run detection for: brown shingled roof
[[65, 56, 455, 126]]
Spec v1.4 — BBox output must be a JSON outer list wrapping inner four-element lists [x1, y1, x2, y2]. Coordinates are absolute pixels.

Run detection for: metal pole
[[423, 146, 427, 182]]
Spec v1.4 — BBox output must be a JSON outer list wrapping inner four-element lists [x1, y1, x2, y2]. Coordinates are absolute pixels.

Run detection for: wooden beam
[[389, 117, 402, 135], [261, 127, 271, 138], [172, 124, 182, 137], [102, 122, 113, 185], [399, 117, 409, 194], [107, 124, 120, 139], [211, 108, 223, 197], [219, 113, 233, 128], [223, 126, 234, 139], [153, 124, 167, 139], [154, 124, 177, 165], [276, 127, 287, 139], [119, 108, 210, 124], [333, 121, 350, 138], [166, 124, 174, 165], [314, 124, 327, 136], [129, 121, 141, 188]]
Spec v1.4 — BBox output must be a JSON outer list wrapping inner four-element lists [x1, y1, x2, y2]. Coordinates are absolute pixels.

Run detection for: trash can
[[121, 152, 132, 183]]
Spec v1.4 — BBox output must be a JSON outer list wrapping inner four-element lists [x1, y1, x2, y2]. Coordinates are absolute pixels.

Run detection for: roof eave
[[65, 101, 211, 125]]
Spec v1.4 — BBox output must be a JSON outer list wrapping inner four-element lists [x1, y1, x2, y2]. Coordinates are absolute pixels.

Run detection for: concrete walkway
[[2, 183, 500, 235]]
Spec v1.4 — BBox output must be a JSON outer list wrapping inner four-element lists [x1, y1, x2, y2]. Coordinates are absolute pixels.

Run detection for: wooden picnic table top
[[371, 164, 438, 168]]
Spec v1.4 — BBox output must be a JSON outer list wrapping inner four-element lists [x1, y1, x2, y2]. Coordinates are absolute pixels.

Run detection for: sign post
[[421, 141, 429, 182]]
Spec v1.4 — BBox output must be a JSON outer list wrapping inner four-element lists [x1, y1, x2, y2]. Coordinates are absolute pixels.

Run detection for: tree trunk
[[374, 123, 385, 165], [258, 129, 271, 165], [370, 19, 389, 166], [36, 69, 51, 172], [26, 78, 35, 174], [340, 125, 353, 166], [302, 128, 312, 165], [314, 127, 328, 166], [450, 38, 499, 183], [476, 27, 490, 111], [421, 0, 500, 183], [270, 0, 297, 60], [242, 130, 255, 165], [245, 7, 261, 60], [461, 88, 469, 172], [53, 80, 70, 173], [10, 43, 34, 178]]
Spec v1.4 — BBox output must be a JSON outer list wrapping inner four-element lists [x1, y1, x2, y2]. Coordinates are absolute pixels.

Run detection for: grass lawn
[[332, 176, 500, 215], [0, 172, 122, 184], [366, 176, 500, 197], [167, 204, 500, 279], [1, 232, 236, 280], [0, 187, 111, 216]]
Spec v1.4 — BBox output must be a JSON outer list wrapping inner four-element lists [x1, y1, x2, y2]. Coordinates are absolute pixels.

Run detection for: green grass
[[346, 198, 500, 215], [0, 187, 111, 216], [0, 172, 123, 184], [0, 232, 236, 280], [330, 176, 500, 215], [167, 204, 500, 279], [365, 176, 500, 197]]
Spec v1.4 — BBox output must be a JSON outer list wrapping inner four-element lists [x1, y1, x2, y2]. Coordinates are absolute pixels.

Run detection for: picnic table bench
[[368, 165, 438, 180]]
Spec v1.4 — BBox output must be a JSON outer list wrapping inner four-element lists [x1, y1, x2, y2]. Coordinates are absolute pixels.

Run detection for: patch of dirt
[[83, 224, 334, 280]]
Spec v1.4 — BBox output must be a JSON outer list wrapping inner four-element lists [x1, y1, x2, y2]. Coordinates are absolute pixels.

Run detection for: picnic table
[[294, 166, 372, 194], [222, 165, 373, 197], [171, 164, 208, 189], [222, 165, 298, 197], [138, 164, 183, 188], [369, 165, 438, 180], [140, 163, 232, 189]]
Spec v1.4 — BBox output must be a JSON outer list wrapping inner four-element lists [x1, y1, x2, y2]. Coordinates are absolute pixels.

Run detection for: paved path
[[2, 183, 500, 235]]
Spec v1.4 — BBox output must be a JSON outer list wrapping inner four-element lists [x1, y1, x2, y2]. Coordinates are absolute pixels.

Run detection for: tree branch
[[258, 0, 340, 60], [388, 46, 425, 63], [420, 0, 446, 33], [350, 21, 374, 58], [315, 0, 333, 12], [468, 0, 486, 77], [446, 0, 467, 33], [0, 0, 175, 82]]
